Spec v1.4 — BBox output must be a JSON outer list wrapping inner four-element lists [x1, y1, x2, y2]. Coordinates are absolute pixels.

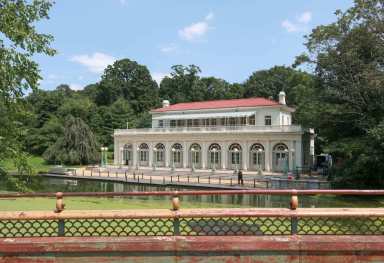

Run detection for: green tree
[[43, 116, 99, 165], [296, 0, 384, 188], [159, 65, 206, 103], [0, 0, 55, 190], [243, 66, 314, 105], [99, 59, 160, 112]]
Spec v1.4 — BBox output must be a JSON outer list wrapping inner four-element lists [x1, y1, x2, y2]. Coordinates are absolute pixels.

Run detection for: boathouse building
[[113, 91, 314, 172]]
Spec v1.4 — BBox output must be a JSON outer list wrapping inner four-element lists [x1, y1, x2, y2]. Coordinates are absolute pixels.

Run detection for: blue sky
[[36, 0, 353, 90]]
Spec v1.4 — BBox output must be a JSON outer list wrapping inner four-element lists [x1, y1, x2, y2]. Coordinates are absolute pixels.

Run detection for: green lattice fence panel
[[298, 217, 384, 235], [64, 218, 174, 236], [179, 217, 291, 236], [0, 220, 58, 237]]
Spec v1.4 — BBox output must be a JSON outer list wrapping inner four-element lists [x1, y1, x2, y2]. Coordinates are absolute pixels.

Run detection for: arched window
[[171, 143, 183, 167], [154, 143, 165, 165], [189, 143, 202, 168], [228, 143, 242, 170], [273, 143, 289, 172], [138, 143, 149, 165], [123, 144, 132, 165], [249, 143, 265, 170], [208, 143, 221, 169]]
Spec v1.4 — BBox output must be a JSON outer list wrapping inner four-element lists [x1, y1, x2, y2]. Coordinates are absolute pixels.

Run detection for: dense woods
[[0, 0, 383, 189]]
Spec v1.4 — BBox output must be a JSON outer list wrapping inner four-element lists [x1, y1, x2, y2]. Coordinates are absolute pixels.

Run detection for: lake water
[[0, 177, 383, 209]]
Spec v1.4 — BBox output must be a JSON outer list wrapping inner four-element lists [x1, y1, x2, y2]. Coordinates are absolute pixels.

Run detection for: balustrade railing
[[1, 190, 384, 238], [114, 125, 302, 135]]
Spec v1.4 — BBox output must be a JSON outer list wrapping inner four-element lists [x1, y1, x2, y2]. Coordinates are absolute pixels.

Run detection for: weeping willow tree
[[44, 116, 100, 165]]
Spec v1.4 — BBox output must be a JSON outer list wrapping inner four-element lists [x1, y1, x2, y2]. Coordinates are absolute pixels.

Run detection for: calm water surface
[[1, 177, 383, 208]]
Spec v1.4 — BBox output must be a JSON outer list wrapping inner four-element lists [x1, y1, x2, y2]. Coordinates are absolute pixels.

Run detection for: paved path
[[41, 166, 330, 190]]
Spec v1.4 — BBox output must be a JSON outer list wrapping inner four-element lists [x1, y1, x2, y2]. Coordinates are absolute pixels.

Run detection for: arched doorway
[[153, 143, 165, 167], [208, 143, 221, 170], [123, 144, 132, 166], [249, 143, 265, 171], [189, 143, 202, 169], [273, 143, 289, 172], [138, 143, 149, 167], [228, 143, 242, 170], [171, 143, 183, 168]]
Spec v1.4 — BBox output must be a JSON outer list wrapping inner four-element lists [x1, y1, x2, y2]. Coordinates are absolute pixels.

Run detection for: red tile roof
[[152, 97, 280, 112]]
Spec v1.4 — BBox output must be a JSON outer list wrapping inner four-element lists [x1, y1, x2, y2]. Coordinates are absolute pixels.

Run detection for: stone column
[[183, 141, 188, 168], [242, 141, 248, 171], [202, 142, 207, 169], [295, 139, 302, 168], [148, 142, 153, 168], [165, 141, 171, 167], [222, 142, 228, 169], [288, 141, 295, 171], [132, 142, 138, 167], [113, 137, 119, 165], [265, 140, 271, 172]]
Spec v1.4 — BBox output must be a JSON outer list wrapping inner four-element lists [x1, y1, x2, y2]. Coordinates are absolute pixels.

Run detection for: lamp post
[[234, 148, 239, 172], [136, 147, 140, 170], [153, 147, 157, 171], [211, 148, 217, 174], [171, 148, 175, 173], [100, 147, 108, 167]]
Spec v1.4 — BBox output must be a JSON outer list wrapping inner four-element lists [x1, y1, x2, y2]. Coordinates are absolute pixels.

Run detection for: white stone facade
[[113, 93, 314, 172]]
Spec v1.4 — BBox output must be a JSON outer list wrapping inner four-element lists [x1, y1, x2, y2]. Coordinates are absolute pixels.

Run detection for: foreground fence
[[0, 190, 383, 238], [2, 190, 384, 262]]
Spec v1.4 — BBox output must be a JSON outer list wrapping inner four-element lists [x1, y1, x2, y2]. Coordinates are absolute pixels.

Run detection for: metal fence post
[[290, 190, 298, 235], [58, 219, 65, 237], [91, 170, 93, 177], [171, 192, 180, 236]]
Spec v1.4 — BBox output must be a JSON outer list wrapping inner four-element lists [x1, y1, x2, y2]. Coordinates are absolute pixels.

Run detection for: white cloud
[[297, 11, 312, 24], [160, 44, 178, 53], [69, 83, 83, 90], [205, 12, 214, 21], [152, 72, 169, 84], [281, 20, 299, 32], [70, 52, 116, 73], [178, 12, 214, 41], [281, 11, 312, 33]]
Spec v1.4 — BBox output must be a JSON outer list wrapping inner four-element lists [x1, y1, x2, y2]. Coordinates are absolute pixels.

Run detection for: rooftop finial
[[162, 100, 170, 108]]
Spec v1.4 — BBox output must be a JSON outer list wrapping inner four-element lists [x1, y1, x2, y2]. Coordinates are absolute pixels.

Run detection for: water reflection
[[2, 177, 382, 208]]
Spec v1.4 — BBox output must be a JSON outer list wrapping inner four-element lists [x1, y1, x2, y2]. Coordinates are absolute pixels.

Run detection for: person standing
[[238, 169, 244, 185]]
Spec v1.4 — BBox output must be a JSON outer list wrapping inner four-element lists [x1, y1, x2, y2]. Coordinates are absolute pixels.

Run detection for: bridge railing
[[1, 190, 384, 238]]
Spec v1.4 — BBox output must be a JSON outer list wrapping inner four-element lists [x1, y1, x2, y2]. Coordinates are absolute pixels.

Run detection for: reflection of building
[[114, 91, 315, 172]]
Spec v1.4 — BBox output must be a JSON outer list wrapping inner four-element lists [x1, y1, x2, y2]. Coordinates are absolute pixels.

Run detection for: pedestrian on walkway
[[238, 169, 244, 185]]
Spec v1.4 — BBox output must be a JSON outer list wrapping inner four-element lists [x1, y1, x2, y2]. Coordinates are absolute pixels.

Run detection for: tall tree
[[243, 66, 314, 106], [98, 59, 160, 113], [295, 0, 384, 188], [44, 116, 99, 165], [159, 65, 206, 103], [0, 0, 55, 189]]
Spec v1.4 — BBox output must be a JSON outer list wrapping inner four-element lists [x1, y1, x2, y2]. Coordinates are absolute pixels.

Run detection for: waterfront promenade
[[41, 166, 331, 189]]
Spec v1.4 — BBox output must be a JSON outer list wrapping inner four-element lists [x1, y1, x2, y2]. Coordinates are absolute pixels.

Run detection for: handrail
[[1, 189, 384, 198], [114, 125, 303, 134], [1, 208, 384, 220]]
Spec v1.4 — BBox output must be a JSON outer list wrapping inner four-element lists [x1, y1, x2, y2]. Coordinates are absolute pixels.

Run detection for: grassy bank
[[0, 196, 251, 211]]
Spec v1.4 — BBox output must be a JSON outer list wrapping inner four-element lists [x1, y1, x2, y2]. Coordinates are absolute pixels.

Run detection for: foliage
[[296, 0, 384, 187], [43, 116, 100, 165], [0, 0, 55, 191]]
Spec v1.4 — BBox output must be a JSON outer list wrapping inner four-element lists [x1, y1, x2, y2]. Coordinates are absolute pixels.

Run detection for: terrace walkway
[[0, 190, 384, 262], [41, 166, 330, 189]]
